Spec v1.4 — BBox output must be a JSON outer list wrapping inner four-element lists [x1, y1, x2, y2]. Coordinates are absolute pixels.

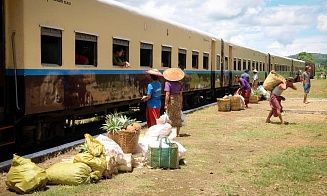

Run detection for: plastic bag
[[5, 154, 48, 193], [181, 111, 187, 126], [46, 162, 100, 185]]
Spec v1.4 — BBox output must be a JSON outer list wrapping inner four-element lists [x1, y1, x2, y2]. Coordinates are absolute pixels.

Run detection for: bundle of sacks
[[136, 113, 187, 161]]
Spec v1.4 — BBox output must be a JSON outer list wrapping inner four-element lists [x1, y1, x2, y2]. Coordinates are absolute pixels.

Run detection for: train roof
[[98, 0, 221, 40]]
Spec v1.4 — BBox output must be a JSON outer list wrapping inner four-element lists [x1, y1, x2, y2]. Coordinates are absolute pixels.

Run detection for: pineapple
[[101, 112, 139, 134]]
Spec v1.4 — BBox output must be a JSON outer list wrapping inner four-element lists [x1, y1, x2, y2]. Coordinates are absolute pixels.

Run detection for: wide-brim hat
[[146, 69, 163, 76], [163, 68, 185, 81], [253, 69, 258, 73]]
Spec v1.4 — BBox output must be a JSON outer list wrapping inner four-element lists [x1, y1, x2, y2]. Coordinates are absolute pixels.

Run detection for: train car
[[270, 54, 293, 79], [0, 0, 303, 151], [0, 0, 222, 148], [292, 59, 306, 82], [230, 44, 268, 88]]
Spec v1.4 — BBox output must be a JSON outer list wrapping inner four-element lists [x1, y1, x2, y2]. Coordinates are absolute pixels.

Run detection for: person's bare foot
[[281, 121, 289, 125], [266, 120, 271, 123]]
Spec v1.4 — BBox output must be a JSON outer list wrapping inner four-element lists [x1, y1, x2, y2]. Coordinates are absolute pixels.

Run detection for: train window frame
[[113, 38, 130, 67], [192, 50, 199, 69], [140, 42, 153, 67], [233, 58, 237, 70], [75, 32, 97, 67], [203, 52, 209, 70], [216, 55, 221, 70], [161, 45, 172, 68], [247, 59, 251, 70], [41, 27, 62, 66], [243, 59, 246, 71], [178, 48, 187, 70], [237, 58, 241, 71], [224, 56, 228, 70]]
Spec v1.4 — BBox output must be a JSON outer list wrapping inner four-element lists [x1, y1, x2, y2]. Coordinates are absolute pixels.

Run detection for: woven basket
[[263, 71, 285, 91], [249, 95, 259, 103], [217, 98, 230, 112], [230, 96, 241, 111], [108, 130, 140, 154]]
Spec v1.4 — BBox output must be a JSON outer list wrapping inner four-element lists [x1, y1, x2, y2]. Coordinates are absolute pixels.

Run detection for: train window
[[252, 60, 255, 70], [243, 59, 246, 71], [161, 46, 171, 68], [178, 48, 186, 70], [233, 58, 237, 70], [41, 27, 62, 66], [140, 42, 153, 67], [203, 53, 209, 70], [75, 32, 97, 66], [259, 62, 262, 71], [216, 55, 221, 70], [238, 58, 241, 70], [263, 63, 266, 71], [224, 57, 228, 70], [256, 61, 259, 70], [192, 51, 199, 69], [247, 59, 251, 70], [113, 38, 129, 66]]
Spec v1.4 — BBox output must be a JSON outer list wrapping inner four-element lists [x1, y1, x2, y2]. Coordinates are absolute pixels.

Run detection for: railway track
[[0, 102, 215, 171]]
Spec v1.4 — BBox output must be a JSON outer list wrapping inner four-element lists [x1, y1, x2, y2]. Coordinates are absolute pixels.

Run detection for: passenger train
[[0, 0, 307, 149]]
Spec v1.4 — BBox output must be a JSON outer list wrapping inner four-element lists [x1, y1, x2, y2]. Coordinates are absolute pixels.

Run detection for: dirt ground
[[1, 88, 327, 195]]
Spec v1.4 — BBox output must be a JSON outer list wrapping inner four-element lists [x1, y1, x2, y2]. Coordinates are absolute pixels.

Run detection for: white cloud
[[317, 14, 327, 32], [110, 0, 327, 55]]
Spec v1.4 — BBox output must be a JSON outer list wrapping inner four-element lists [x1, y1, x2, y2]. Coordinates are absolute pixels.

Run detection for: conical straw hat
[[163, 68, 185, 81]]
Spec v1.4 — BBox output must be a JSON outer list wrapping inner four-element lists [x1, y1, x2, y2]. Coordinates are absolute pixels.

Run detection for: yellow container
[[217, 98, 231, 112]]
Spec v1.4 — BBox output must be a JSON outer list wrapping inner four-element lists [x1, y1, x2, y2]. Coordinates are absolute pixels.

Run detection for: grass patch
[[256, 146, 327, 185]]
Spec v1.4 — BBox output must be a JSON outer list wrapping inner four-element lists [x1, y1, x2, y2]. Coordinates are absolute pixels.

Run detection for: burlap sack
[[263, 71, 285, 91]]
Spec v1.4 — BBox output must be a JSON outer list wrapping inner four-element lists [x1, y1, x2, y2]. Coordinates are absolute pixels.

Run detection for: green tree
[[297, 52, 316, 63]]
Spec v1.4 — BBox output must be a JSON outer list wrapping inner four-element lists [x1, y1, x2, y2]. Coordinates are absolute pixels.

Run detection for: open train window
[[161, 45, 171, 68], [224, 57, 228, 70], [75, 32, 97, 67], [41, 27, 62, 66], [192, 51, 199, 69], [237, 58, 241, 70], [113, 38, 129, 66], [178, 48, 186, 70], [203, 53, 209, 70], [140, 42, 153, 67], [216, 55, 221, 70], [247, 59, 251, 70], [233, 58, 237, 70], [242, 59, 246, 71], [252, 60, 255, 70]]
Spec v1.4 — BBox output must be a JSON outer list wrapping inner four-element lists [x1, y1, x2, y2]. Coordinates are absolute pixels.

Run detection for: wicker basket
[[263, 71, 285, 91], [230, 96, 241, 111], [217, 98, 231, 112], [108, 130, 140, 154], [249, 95, 259, 103]]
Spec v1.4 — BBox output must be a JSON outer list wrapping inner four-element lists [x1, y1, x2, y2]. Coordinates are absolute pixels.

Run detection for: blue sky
[[108, 0, 327, 56]]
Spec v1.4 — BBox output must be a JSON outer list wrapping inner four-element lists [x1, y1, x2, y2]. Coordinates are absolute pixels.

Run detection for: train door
[[0, 0, 15, 150]]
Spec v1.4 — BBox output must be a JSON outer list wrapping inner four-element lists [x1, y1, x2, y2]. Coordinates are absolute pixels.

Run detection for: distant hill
[[288, 53, 327, 64]]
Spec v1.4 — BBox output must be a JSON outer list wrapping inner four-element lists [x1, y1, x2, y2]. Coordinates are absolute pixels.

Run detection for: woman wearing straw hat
[[163, 68, 185, 137], [141, 69, 163, 128]]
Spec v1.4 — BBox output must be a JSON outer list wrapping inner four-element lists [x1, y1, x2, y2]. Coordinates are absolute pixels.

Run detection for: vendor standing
[[163, 68, 184, 137], [141, 69, 163, 128]]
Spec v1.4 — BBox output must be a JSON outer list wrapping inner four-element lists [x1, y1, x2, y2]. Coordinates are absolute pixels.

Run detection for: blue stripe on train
[[5, 69, 216, 76]]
